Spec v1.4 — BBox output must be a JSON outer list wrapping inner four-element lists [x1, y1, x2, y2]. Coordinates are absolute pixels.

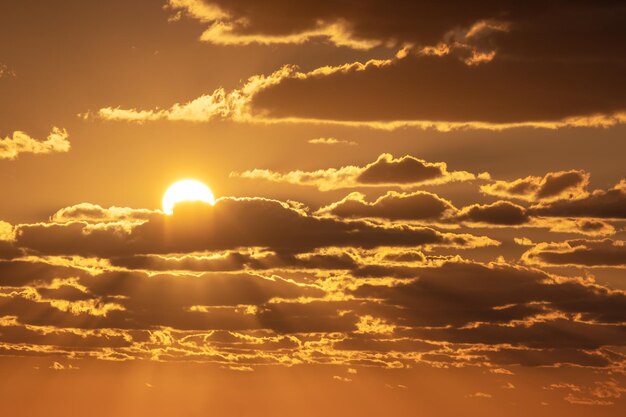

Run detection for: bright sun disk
[[162, 179, 215, 215]]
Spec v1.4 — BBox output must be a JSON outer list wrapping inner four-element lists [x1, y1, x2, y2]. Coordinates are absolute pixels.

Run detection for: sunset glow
[[0, 1, 624, 416]]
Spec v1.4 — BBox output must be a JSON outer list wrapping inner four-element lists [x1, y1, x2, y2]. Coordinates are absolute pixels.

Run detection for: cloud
[[167, 1, 625, 59], [352, 261, 626, 328], [530, 180, 626, 219], [167, 0, 377, 49], [93, 54, 626, 130], [417, 319, 626, 350], [466, 392, 492, 399], [50, 203, 157, 223], [0, 62, 16, 79], [92, 66, 294, 123], [308, 137, 356, 146], [14, 198, 496, 257], [546, 380, 626, 406], [231, 153, 484, 191], [249, 52, 626, 127], [481, 170, 590, 202], [523, 239, 626, 268], [317, 193, 617, 236], [540, 218, 616, 237], [49, 361, 79, 371], [0, 222, 21, 260], [316, 191, 457, 221], [456, 201, 529, 225], [91, 2, 626, 130], [1, 257, 625, 368], [0, 128, 70, 160], [165, 2, 626, 126], [0, 260, 323, 332], [110, 249, 359, 272], [0, 260, 87, 287]]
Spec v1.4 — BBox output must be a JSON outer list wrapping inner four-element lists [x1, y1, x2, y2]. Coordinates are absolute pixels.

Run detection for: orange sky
[[1, 1, 625, 415]]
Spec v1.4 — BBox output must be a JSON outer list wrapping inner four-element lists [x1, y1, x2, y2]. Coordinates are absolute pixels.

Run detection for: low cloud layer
[[14, 198, 496, 257]]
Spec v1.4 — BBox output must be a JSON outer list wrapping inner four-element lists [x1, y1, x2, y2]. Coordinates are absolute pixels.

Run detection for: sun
[[162, 179, 215, 215]]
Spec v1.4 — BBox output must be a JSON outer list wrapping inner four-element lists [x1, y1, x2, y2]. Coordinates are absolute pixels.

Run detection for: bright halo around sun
[[162, 179, 215, 215]]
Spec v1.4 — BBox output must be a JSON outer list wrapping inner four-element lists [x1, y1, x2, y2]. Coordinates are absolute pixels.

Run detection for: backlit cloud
[[317, 191, 457, 221], [231, 153, 485, 191], [481, 170, 590, 202], [531, 180, 626, 219], [522, 239, 626, 268], [15, 197, 496, 257], [0, 128, 69, 160]]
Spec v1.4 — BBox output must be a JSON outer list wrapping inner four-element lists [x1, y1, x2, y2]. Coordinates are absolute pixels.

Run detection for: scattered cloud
[[49, 361, 79, 371], [523, 239, 626, 268], [481, 170, 590, 202], [0, 128, 70, 160], [0, 63, 16, 79], [466, 392, 492, 399], [531, 180, 626, 219], [231, 153, 486, 191], [317, 191, 457, 221], [546, 380, 626, 406], [308, 137, 356, 146], [457, 201, 529, 226]]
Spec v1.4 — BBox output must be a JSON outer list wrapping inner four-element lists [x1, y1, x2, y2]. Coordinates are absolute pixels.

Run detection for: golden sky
[[1, 1, 625, 415]]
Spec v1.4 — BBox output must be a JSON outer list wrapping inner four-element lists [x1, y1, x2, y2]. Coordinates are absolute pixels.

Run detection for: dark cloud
[[471, 347, 613, 368], [523, 239, 626, 268], [333, 335, 438, 354], [357, 155, 444, 184], [482, 170, 590, 202], [173, 1, 626, 125], [0, 264, 323, 331], [0, 241, 21, 260], [251, 53, 625, 124], [176, 1, 626, 58], [419, 320, 626, 350], [15, 198, 493, 256], [457, 201, 529, 225], [257, 301, 359, 333], [231, 153, 480, 190], [352, 261, 626, 327], [0, 260, 85, 287], [1, 255, 625, 367], [531, 180, 626, 218], [110, 250, 359, 272], [81, 270, 322, 309], [0, 324, 132, 350], [317, 191, 456, 221]]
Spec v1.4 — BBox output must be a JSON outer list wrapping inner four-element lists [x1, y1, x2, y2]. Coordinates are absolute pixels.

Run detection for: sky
[[0, 1, 625, 415]]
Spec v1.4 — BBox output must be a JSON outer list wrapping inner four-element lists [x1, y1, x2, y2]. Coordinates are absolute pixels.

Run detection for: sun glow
[[162, 179, 215, 215]]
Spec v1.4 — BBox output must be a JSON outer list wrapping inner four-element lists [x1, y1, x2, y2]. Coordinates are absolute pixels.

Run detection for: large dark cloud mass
[[251, 54, 625, 124], [177, 0, 626, 124], [15, 198, 492, 256], [179, 1, 626, 55]]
